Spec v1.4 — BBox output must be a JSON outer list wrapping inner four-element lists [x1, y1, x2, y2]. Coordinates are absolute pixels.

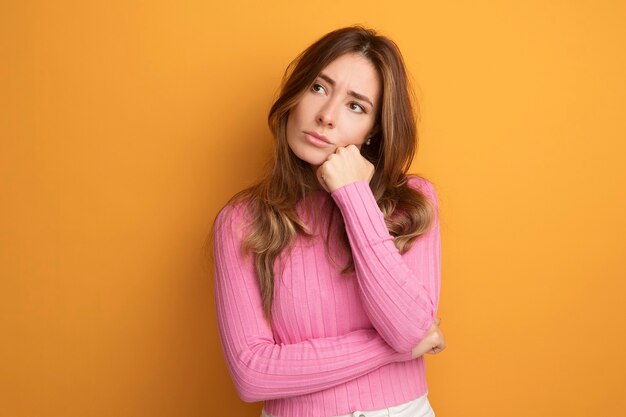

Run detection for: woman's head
[[286, 52, 381, 168], [269, 25, 418, 192]]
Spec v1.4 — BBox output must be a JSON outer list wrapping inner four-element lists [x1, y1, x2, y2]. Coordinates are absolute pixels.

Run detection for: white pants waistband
[[260, 391, 435, 417]]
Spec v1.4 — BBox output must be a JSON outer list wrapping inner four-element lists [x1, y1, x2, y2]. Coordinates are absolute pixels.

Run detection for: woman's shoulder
[[214, 195, 255, 234], [406, 174, 437, 194], [405, 174, 440, 211]]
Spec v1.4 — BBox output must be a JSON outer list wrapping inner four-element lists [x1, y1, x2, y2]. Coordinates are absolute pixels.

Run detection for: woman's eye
[[350, 102, 365, 113], [312, 83, 326, 94]]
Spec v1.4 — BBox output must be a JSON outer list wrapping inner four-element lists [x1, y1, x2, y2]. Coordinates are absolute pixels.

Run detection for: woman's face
[[286, 53, 381, 168]]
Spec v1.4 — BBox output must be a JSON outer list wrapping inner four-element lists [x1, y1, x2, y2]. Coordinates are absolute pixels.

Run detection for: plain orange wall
[[2, 1, 625, 416]]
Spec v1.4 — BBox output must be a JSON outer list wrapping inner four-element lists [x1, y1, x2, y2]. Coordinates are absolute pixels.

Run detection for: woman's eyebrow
[[318, 73, 374, 108]]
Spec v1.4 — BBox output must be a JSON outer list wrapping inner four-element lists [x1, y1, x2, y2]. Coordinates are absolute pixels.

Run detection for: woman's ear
[[368, 124, 380, 139], [372, 121, 382, 136]]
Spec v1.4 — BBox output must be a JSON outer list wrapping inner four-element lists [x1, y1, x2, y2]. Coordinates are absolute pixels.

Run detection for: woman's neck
[[308, 164, 328, 193]]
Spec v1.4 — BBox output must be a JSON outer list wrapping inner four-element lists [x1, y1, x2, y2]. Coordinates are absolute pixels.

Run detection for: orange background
[[1, 1, 625, 416]]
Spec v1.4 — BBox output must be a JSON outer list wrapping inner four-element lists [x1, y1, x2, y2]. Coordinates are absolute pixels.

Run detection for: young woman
[[211, 26, 446, 417]]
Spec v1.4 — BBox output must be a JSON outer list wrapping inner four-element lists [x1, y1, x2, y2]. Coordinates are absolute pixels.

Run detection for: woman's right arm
[[212, 203, 412, 403]]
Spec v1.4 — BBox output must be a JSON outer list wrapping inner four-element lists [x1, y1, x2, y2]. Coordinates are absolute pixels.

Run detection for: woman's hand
[[315, 145, 375, 193], [411, 317, 446, 359]]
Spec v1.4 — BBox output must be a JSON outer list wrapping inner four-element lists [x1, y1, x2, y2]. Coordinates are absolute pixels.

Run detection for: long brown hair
[[211, 25, 435, 323]]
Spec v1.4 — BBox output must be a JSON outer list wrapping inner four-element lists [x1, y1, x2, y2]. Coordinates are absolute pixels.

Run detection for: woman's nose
[[316, 104, 336, 128]]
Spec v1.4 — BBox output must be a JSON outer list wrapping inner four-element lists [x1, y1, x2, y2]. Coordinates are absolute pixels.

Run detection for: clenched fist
[[315, 145, 375, 193], [411, 317, 446, 359]]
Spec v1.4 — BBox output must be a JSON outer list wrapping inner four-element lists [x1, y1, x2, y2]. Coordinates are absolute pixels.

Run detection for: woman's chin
[[294, 153, 327, 168]]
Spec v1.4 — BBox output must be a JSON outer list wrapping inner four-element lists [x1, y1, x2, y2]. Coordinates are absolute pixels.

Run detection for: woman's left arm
[[330, 176, 442, 354]]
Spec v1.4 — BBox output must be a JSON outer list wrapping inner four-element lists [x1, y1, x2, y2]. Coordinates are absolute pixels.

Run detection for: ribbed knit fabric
[[212, 175, 441, 417]]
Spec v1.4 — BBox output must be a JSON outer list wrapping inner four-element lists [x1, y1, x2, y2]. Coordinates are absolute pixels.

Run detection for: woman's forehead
[[317, 54, 381, 102]]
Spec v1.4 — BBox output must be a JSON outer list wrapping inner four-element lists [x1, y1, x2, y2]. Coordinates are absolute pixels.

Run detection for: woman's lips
[[304, 131, 332, 148]]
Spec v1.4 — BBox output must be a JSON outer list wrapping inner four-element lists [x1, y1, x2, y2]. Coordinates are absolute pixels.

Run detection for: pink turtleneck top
[[212, 175, 441, 417]]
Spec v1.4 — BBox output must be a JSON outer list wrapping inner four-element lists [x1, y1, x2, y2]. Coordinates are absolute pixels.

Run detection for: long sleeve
[[212, 202, 413, 403], [330, 177, 442, 354]]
